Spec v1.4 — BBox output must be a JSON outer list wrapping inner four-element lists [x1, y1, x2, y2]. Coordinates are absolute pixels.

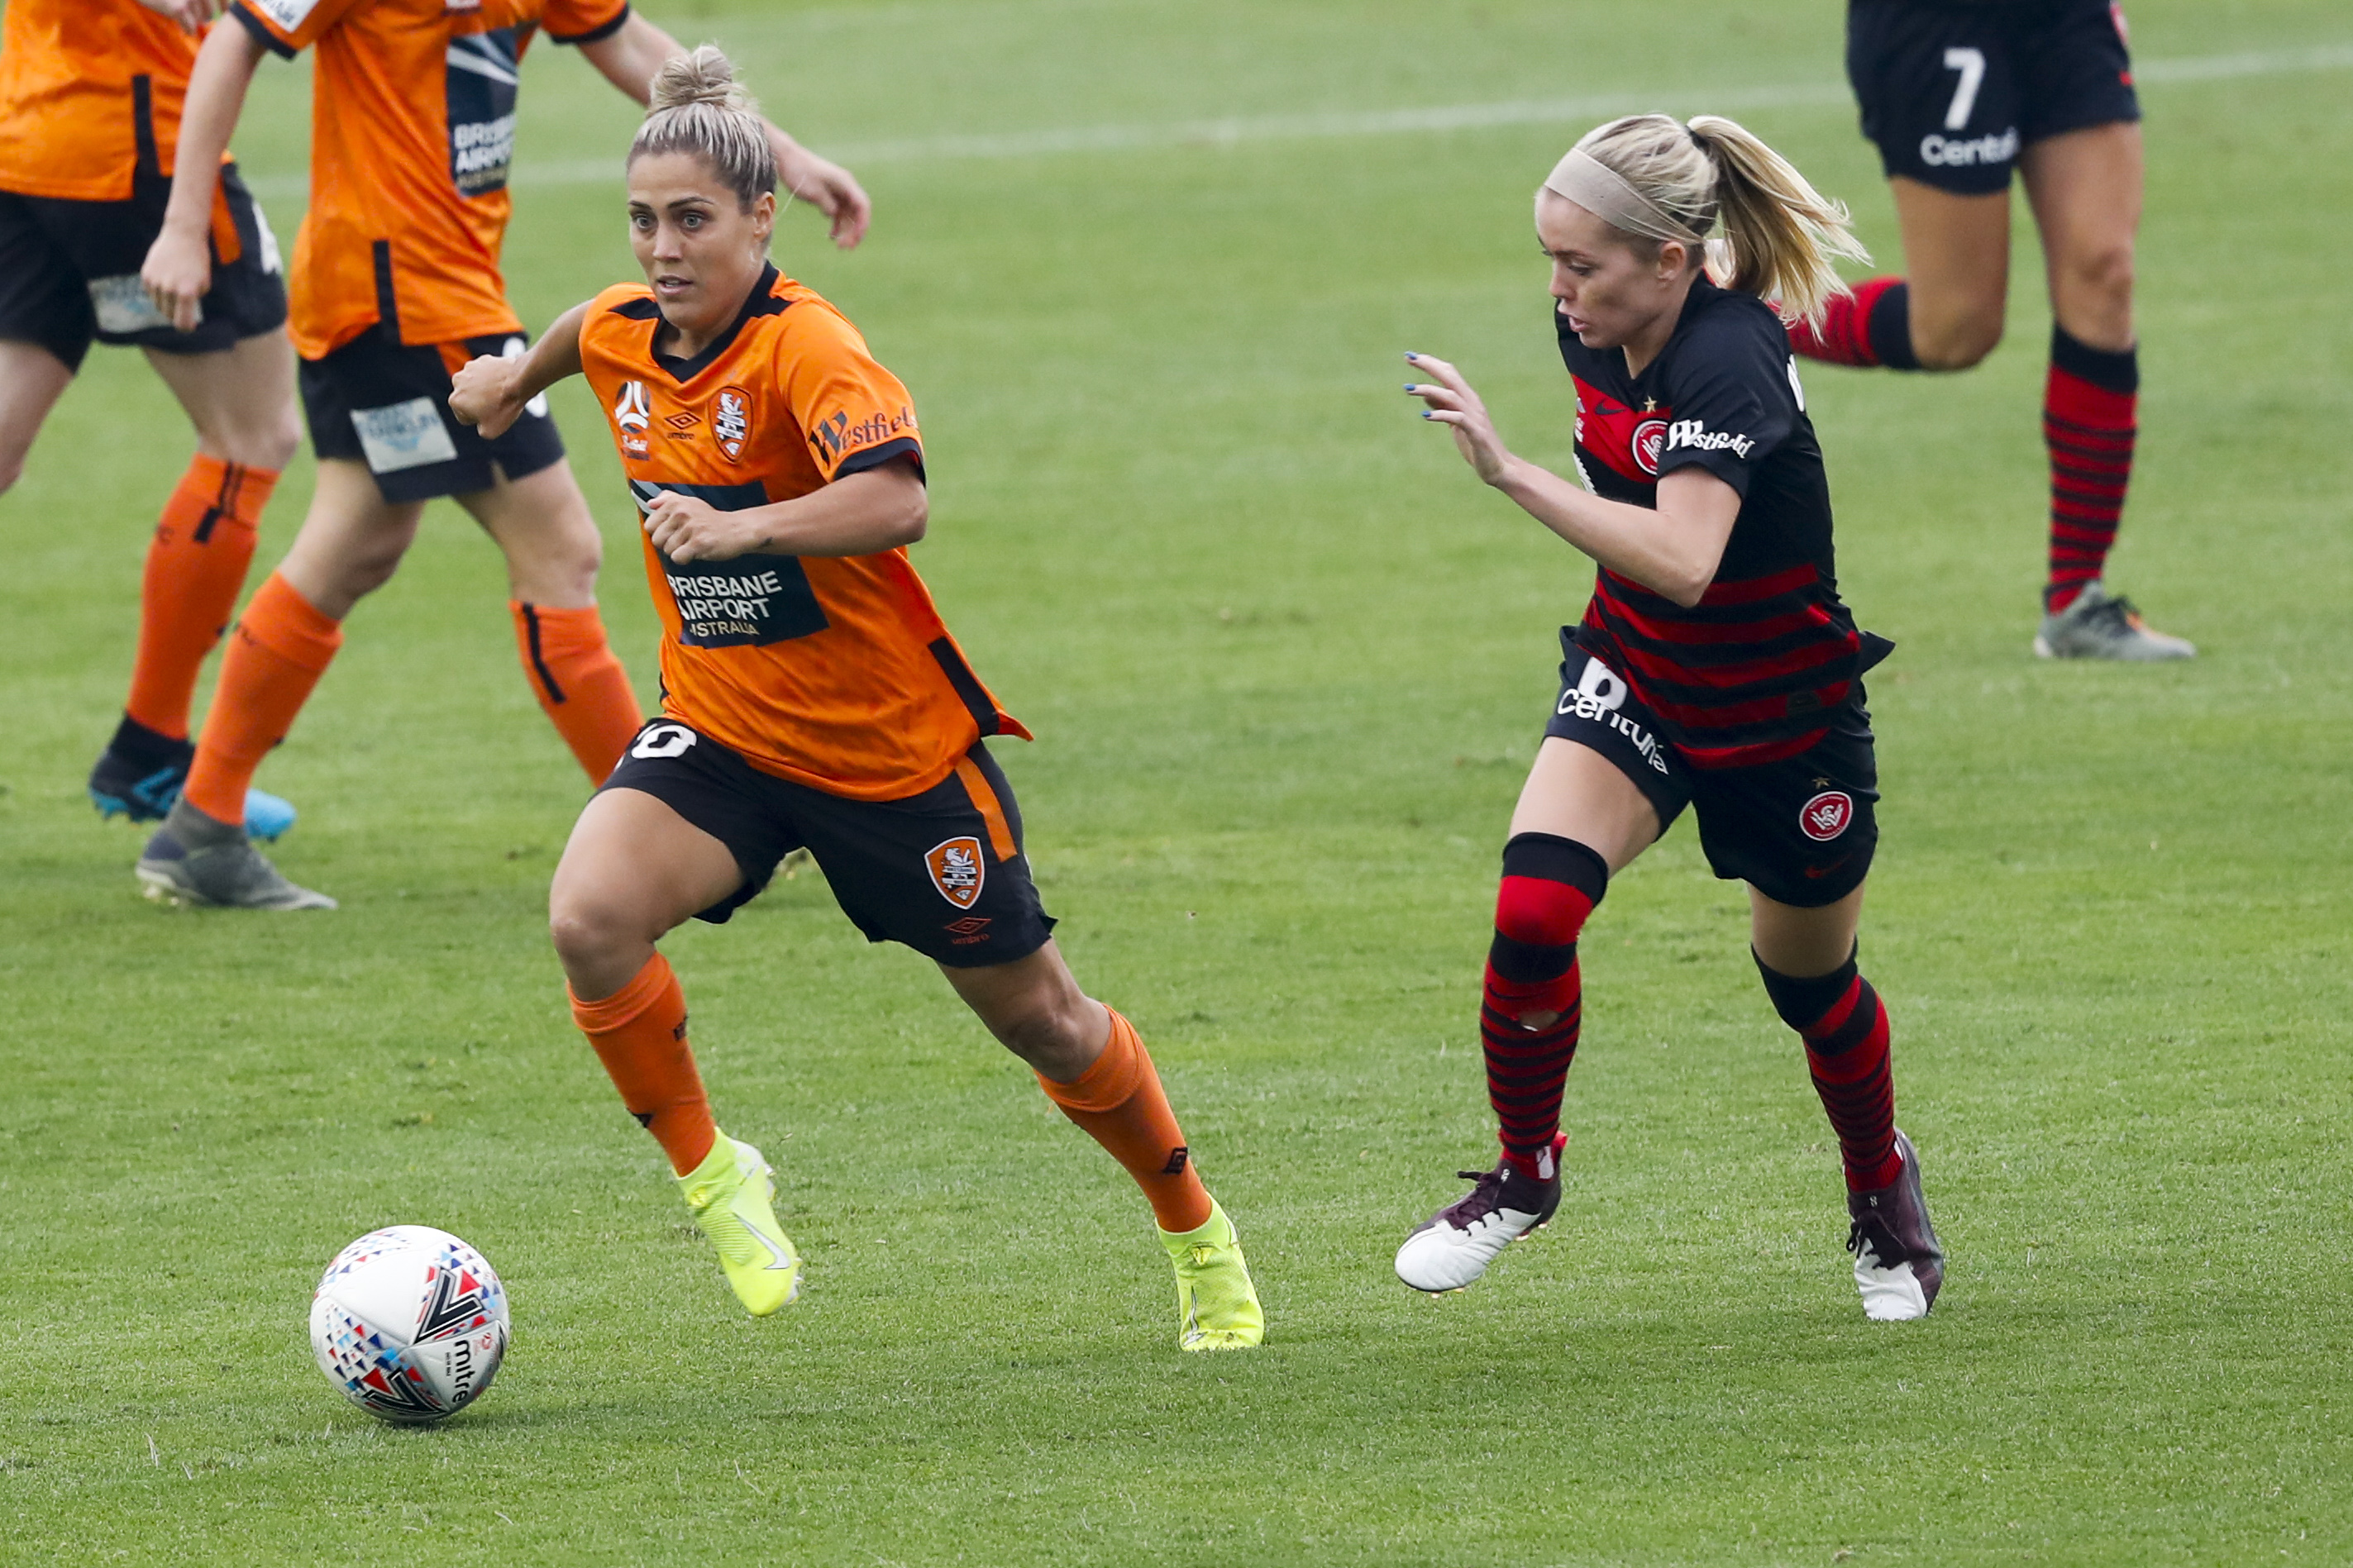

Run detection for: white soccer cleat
[[1395, 1135, 1566, 1294]]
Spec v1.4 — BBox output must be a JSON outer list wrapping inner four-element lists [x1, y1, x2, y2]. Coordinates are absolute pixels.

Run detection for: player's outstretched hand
[[448, 355, 527, 440], [644, 490, 764, 564], [135, 0, 226, 31], [141, 226, 212, 335], [1404, 351, 1512, 486], [775, 139, 872, 250]]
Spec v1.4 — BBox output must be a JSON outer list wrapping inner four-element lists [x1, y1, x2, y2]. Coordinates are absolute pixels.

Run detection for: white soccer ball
[[308, 1225, 510, 1424]]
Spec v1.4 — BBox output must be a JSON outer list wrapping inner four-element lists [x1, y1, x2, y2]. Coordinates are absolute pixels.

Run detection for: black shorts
[[601, 721, 1057, 968], [1544, 635, 1879, 908], [1846, 0, 2141, 195], [0, 162, 288, 372], [300, 323, 565, 503]]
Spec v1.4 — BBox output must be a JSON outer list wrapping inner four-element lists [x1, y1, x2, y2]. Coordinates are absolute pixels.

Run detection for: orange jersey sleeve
[[0, 0, 203, 201], [229, 0, 628, 359], [577, 268, 1028, 802]]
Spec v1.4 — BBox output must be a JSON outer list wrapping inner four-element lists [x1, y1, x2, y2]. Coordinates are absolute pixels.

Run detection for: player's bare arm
[[1406, 354, 1738, 608], [578, 14, 871, 249], [642, 458, 927, 564], [139, 20, 266, 331], [449, 304, 589, 439]]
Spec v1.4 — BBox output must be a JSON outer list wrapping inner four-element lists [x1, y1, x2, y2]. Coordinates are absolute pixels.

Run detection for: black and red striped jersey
[[1559, 275, 1877, 770]]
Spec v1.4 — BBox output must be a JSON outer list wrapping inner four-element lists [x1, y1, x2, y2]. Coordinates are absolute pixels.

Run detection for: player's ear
[[750, 190, 777, 247]]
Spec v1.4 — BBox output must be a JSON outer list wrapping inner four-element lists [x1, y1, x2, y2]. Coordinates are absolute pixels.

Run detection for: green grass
[[3, 0, 2351, 1561]]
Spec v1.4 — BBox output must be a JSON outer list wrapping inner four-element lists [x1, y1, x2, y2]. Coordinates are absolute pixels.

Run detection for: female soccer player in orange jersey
[[1393, 116, 1944, 1321], [129, 0, 870, 909], [448, 50, 1264, 1347], [0, 0, 299, 837]]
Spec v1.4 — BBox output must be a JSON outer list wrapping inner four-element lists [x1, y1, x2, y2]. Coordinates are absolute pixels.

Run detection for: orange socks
[[183, 571, 341, 824], [1036, 1008, 1214, 1232], [125, 455, 277, 740], [510, 601, 642, 784], [570, 953, 718, 1175]]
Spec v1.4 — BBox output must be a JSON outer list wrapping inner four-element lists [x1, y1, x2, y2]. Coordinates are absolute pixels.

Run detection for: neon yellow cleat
[[678, 1134, 801, 1317], [1159, 1199, 1263, 1351]]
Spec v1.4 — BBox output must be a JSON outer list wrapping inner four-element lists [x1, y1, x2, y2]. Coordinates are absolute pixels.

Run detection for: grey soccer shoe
[[1846, 1128, 1944, 1322], [136, 798, 336, 911], [1395, 1134, 1567, 1293], [2033, 581, 2196, 661]]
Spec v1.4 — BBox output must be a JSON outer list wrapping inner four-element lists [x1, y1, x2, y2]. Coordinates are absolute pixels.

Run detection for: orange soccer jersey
[[576, 265, 1028, 802], [227, 0, 626, 360], [0, 0, 203, 202]]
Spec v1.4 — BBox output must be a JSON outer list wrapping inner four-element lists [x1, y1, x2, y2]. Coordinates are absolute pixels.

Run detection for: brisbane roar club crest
[[925, 836, 986, 908], [1631, 417, 1668, 476], [713, 386, 753, 462], [1799, 789, 1854, 842]]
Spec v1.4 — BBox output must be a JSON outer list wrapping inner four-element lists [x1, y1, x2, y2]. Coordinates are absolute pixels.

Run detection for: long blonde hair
[[1568, 112, 1869, 328]]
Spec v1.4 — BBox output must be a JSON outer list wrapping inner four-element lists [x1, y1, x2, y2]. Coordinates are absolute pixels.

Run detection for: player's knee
[[2060, 240, 2136, 314], [1912, 307, 2002, 371], [1489, 832, 1610, 983], [245, 407, 303, 471], [547, 894, 635, 974]]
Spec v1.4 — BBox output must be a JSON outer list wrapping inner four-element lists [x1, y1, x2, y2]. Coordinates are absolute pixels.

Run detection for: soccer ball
[[308, 1225, 510, 1424]]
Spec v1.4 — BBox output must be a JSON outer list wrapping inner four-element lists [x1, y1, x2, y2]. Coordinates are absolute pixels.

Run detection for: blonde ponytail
[[1684, 116, 1869, 328], [1556, 113, 1870, 329], [628, 45, 776, 210]]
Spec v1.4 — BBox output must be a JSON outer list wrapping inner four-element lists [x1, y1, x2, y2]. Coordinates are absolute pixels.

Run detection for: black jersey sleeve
[[1652, 301, 1800, 498]]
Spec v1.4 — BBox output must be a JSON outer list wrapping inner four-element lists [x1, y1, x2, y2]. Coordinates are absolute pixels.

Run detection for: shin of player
[[468, 50, 1258, 1348]]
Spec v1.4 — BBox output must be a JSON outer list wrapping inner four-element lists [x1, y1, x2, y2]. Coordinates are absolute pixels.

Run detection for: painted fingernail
[[1405, 352, 1420, 361], [1421, 411, 1434, 419], [1404, 384, 1416, 391]]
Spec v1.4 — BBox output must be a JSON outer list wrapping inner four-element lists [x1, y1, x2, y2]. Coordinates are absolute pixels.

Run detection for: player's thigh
[[1749, 880, 1868, 979], [0, 339, 78, 493], [1509, 739, 1663, 875], [274, 457, 427, 617], [1888, 179, 2013, 369], [551, 784, 745, 946], [1522, 638, 1686, 872], [2020, 122, 2142, 350], [141, 326, 303, 471], [456, 455, 603, 608]]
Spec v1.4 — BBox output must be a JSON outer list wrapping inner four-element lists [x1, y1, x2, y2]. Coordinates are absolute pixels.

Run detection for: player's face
[[626, 151, 779, 336], [1536, 189, 1692, 352]]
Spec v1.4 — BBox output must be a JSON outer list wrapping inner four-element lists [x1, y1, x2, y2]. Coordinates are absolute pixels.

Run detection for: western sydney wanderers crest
[[1631, 417, 1668, 476], [1799, 789, 1854, 842], [924, 836, 986, 908], [713, 386, 753, 462]]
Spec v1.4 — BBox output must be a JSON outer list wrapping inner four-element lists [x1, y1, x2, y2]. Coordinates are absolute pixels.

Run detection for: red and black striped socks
[[2043, 326, 2139, 612], [1787, 276, 1919, 369], [1755, 948, 1902, 1193], [1482, 833, 1609, 1180]]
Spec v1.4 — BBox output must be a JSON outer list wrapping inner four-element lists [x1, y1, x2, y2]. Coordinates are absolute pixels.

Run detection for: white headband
[[1540, 146, 1709, 246]]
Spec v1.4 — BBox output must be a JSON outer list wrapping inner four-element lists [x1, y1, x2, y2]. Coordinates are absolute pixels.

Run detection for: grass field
[[4, 1, 2351, 1561]]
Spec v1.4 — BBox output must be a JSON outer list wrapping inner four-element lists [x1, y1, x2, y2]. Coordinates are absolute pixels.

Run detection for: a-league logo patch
[[1632, 417, 1668, 476], [714, 387, 752, 462], [925, 836, 986, 908], [1799, 790, 1854, 842]]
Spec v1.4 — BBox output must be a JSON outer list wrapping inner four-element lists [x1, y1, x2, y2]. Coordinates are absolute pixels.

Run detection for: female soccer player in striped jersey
[[1397, 115, 1945, 1320], [1792, 0, 2191, 662], [129, 0, 869, 909], [449, 50, 1263, 1348], [0, 0, 300, 837]]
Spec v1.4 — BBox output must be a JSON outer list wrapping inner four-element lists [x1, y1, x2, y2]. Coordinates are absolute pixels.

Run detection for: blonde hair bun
[[629, 45, 776, 209], [649, 45, 759, 116]]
